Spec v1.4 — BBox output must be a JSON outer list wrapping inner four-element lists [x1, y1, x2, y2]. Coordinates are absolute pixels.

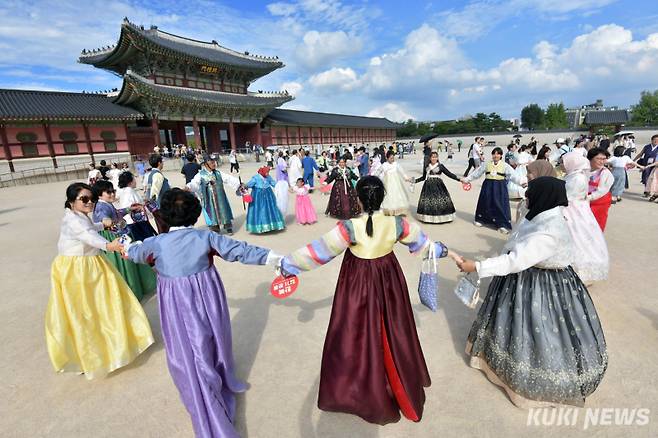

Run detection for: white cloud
[[308, 67, 359, 92], [280, 81, 303, 96], [267, 2, 298, 16], [367, 103, 414, 122], [295, 30, 362, 70], [437, 0, 618, 40]]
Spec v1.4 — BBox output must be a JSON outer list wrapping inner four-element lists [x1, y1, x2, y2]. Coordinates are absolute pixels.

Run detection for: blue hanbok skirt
[[246, 187, 285, 234], [475, 179, 512, 230]]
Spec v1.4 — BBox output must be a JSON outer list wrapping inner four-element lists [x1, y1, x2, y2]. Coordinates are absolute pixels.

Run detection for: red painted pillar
[[0, 124, 14, 172], [256, 121, 263, 146], [42, 122, 57, 168], [285, 126, 290, 146], [151, 117, 161, 149], [229, 119, 236, 151], [319, 127, 324, 146], [82, 122, 95, 165], [192, 117, 202, 149], [297, 126, 302, 147]]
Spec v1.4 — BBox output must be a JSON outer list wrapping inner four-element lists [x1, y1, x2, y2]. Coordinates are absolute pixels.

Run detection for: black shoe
[[225, 225, 234, 235], [210, 226, 221, 233]]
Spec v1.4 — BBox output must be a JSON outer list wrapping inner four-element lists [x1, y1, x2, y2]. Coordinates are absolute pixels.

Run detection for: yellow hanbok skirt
[[45, 255, 154, 379]]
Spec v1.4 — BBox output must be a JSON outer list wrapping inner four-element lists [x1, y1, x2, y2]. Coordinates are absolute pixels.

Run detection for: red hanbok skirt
[[590, 192, 612, 231], [318, 249, 430, 424]]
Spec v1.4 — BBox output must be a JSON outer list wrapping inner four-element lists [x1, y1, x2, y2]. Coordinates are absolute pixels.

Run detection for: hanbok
[[46, 209, 154, 379], [127, 228, 272, 438], [607, 156, 633, 198], [467, 195, 607, 407], [274, 157, 289, 215], [562, 152, 609, 283], [245, 173, 285, 233], [414, 163, 460, 223], [373, 161, 411, 215], [325, 166, 361, 219], [116, 186, 157, 241], [588, 168, 614, 231], [507, 164, 527, 200], [93, 200, 156, 300], [465, 161, 526, 231], [187, 168, 239, 230], [288, 154, 303, 186], [282, 213, 449, 424], [294, 184, 317, 224]]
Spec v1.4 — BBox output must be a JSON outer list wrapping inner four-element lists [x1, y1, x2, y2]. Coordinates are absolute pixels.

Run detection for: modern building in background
[[565, 99, 630, 130], [0, 18, 397, 172]]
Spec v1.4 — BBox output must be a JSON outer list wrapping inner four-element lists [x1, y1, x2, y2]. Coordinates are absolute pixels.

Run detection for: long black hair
[[355, 176, 385, 237], [64, 182, 92, 209]]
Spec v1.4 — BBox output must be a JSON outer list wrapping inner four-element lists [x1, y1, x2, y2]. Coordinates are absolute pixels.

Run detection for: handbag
[[454, 272, 480, 309], [417, 243, 439, 312]]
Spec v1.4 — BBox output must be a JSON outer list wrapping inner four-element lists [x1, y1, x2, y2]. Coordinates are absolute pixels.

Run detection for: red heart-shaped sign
[[270, 275, 299, 299], [462, 182, 472, 191]]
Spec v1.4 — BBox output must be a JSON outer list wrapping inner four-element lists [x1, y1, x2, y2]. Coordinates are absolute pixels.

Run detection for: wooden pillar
[[319, 127, 324, 146], [256, 121, 263, 146], [229, 119, 236, 151], [177, 122, 187, 145], [151, 117, 160, 149], [285, 126, 290, 146], [82, 121, 95, 165], [0, 124, 14, 173], [192, 117, 202, 149], [164, 129, 171, 148], [42, 122, 57, 168], [297, 126, 302, 147]]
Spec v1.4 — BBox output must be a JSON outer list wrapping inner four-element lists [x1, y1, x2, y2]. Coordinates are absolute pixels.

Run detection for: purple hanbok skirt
[[158, 266, 246, 438]]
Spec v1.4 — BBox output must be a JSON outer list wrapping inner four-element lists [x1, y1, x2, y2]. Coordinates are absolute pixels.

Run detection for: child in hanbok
[[116, 171, 157, 242], [280, 176, 460, 425], [45, 183, 154, 379], [414, 151, 460, 223], [293, 178, 317, 225], [125, 188, 281, 438], [462, 147, 527, 234], [92, 180, 156, 300], [375, 151, 414, 215], [245, 166, 285, 233], [457, 177, 607, 407], [324, 157, 361, 219], [561, 152, 609, 283]]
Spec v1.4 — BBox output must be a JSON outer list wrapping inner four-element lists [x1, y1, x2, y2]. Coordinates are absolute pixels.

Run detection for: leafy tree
[[544, 103, 569, 129], [630, 90, 658, 126], [521, 104, 544, 130]]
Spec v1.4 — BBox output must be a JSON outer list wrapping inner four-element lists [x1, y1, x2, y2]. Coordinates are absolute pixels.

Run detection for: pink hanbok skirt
[[295, 194, 317, 224]]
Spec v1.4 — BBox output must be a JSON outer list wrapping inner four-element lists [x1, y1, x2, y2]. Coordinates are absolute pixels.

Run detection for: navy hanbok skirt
[[475, 179, 512, 230]]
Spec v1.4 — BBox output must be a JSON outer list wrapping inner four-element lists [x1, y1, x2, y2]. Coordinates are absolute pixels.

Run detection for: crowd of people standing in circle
[[51, 130, 656, 437]]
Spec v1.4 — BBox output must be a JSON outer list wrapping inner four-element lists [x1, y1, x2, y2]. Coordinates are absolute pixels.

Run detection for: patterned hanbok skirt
[[416, 177, 456, 223], [467, 266, 607, 407]]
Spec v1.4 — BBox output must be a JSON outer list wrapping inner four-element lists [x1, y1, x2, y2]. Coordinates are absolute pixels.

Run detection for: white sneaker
[[498, 227, 510, 234], [474, 221, 483, 227]]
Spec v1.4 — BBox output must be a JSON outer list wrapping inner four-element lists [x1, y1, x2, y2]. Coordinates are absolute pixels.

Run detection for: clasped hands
[[446, 249, 477, 273]]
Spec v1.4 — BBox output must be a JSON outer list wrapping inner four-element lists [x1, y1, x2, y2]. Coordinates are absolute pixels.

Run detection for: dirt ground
[[1, 153, 656, 438]]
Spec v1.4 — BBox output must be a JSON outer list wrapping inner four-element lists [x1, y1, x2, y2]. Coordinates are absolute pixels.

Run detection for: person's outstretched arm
[[280, 222, 353, 276]]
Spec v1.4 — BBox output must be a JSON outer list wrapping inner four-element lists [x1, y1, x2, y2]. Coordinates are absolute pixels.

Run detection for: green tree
[[630, 90, 658, 126], [521, 104, 544, 130], [544, 103, 569, 129]]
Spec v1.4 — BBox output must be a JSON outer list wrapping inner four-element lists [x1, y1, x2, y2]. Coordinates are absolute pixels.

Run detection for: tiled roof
[[0, 89, 142, 121], [266, 109, 399, 129], [79, 18, 283, 73], [584, 110, 629, 125], [115, 72, 292, 108]]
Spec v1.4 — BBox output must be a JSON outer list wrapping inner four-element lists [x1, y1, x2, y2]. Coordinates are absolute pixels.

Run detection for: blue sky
[[1, 0, 657, 121]]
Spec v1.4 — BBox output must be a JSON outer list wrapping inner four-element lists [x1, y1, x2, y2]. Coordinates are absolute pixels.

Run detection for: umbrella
[[419, 133, 439, 143], [512, 134, 522, 138], [614, 130, 634, 136]]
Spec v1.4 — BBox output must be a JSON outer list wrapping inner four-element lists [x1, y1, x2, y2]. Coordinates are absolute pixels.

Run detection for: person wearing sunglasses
[[45, 182, 154, 379], [91, 180, 156, 301]]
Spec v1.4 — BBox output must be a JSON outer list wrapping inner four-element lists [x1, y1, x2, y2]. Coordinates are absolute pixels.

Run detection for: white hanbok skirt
[[274, 180, 289, 215], [381, 171, 410, 215], [563, 199, 609, 283]]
